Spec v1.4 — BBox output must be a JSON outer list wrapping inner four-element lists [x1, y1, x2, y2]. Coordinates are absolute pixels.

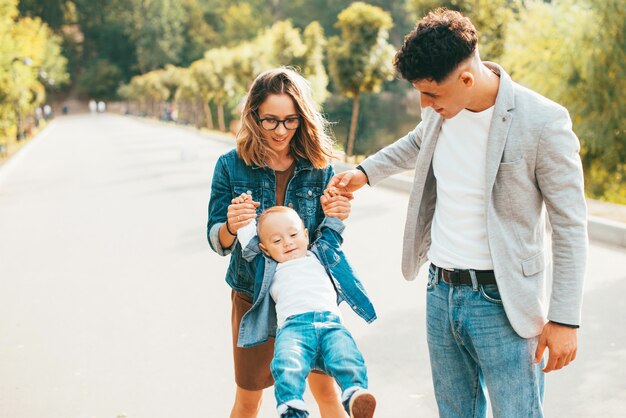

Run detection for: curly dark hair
[[394, 8, 478, 83]]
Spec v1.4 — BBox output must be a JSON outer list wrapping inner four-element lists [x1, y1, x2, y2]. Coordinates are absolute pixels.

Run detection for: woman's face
[[257, 93, 299, 158]]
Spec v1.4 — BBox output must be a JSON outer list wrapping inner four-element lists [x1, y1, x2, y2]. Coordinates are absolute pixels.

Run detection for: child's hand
[[323, 186, 354, 201], [227, 193, 260, 233], [321, 193, 351, 221], [231, 193, 254, 205]]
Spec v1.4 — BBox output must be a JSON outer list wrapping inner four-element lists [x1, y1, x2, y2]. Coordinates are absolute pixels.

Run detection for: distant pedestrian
[[97, 101, 106, 113], [89, 100, 97, 114], [35, 107, 43, 126], [43, 105, 52, 120]]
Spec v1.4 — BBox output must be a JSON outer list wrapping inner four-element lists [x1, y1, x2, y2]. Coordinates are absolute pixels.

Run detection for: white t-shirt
[[427, 106, 495, 270], [237, 221, 341, 327], [270, 252, 341, 326]]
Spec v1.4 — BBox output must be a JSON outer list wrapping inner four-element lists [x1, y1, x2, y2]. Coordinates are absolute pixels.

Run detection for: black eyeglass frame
[[257, 117, 302, 131]]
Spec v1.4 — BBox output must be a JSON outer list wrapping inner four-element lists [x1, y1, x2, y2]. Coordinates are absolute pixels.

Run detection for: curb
[[587, 216, 626, 248], [332, 161, 626, 249]]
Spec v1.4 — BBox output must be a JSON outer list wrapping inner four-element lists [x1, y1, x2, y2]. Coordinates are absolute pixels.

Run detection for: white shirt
[[427, 106, 495, 270], [237, 221, 340, 327], [270, 252, 341, 326]]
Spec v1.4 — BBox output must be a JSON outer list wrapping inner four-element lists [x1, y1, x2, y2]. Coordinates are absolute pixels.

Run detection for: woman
[[207, 68, 351, 418]]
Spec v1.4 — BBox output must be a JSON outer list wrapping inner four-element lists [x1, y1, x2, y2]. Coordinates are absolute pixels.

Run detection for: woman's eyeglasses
[[258, 117, 301, 131]]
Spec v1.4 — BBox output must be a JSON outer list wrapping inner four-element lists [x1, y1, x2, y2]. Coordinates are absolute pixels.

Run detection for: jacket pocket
[[295, 186, 321, 225], [498, 158, 525, 174], [522, 251, 545, 277]]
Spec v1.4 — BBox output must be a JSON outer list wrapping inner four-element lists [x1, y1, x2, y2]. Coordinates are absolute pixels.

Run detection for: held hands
[[534, 321, 578, 373], [227, 193, 260, 234], [321, 186, 353, 221], [326, 169, 368, 195]]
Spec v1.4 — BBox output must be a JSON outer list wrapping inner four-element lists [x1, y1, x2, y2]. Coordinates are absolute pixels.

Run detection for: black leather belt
[[435, 265, 497, 285]]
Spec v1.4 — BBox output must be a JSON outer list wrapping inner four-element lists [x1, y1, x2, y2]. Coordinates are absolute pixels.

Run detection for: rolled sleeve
[[209, 222, 235, 256], [207, 156, 235, 256]]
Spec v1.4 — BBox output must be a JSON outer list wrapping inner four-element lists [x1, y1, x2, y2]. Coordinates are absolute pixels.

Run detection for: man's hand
[[325, 169, 368, 195], [534, 321, 578, 372], [320, 194, 351, 221]]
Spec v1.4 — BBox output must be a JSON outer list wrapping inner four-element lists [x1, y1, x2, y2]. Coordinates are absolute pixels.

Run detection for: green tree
[[221, 3, 265, 46], [191, 49, 236, 131], [130, 0, 186, 72], [172, 67, 204, 127], [502, 0, 626, 202], [18, 0, 67, 29], [77, 59, 122, 100], [0, 0, 67, 144], [327, 2, 395, 157], [301, 21, 329, 105], [179, 0, 218, 66], [73, 0, 138, 90]]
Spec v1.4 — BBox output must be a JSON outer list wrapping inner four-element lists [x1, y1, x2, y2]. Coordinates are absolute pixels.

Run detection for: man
[[327, 8, 587, 418]]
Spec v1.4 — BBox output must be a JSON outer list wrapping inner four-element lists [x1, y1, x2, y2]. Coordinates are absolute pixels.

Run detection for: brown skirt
[[231, 290, 275, 390]]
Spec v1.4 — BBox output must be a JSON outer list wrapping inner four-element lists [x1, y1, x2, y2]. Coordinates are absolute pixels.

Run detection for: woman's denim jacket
[[237, 216, 377, 347], [207, 149, 333, 297]]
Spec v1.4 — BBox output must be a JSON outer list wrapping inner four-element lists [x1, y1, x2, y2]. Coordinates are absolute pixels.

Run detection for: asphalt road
[[0, 114, 624, 418]]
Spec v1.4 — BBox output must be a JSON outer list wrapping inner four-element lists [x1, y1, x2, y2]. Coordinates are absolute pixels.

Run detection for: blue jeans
[[271, 311, 367, 417], [426, 265, 544, 418]]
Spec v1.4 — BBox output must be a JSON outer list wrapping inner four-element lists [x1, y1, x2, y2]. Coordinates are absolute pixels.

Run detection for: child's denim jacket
[[207, 149, 332, 297], [237, 216, 377, 348]]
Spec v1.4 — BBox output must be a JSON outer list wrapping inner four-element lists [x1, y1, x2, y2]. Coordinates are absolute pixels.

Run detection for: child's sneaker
[[348, 389, 376, 418]]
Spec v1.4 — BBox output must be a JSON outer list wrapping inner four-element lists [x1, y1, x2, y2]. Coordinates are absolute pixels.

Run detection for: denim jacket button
[[288, 202, 293, 208], [246, 190, 252, 195], [308, 190, 312, 196]]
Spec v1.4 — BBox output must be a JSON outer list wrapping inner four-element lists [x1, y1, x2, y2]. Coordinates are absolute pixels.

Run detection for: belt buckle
[[442, 268, 458, 284]]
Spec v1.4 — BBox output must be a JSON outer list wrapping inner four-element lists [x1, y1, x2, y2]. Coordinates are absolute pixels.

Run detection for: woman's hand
[[226, 193, 260, 233], [321, 188, 352, 221]]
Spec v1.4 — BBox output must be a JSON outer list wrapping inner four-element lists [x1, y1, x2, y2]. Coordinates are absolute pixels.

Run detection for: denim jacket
[[207, 148, 333, 297], [236, 216, 377, 348]]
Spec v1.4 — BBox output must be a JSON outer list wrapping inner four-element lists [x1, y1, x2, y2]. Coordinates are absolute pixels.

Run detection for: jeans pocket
[[427, 267, 437, 291], [479, 284, 503, 304]]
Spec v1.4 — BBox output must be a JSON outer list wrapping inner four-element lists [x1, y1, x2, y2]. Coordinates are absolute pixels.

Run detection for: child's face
[[258, 211, 309, 263]]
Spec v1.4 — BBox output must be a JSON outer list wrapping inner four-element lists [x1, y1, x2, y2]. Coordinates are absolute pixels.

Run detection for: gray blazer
[[360, 63, 588, 338]]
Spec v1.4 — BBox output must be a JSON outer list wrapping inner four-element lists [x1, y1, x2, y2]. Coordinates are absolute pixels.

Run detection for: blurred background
[[1, 0, 624, 199]]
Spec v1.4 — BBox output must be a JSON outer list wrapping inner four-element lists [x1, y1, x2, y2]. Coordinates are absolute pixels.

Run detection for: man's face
[[412, 71, 472, 119], [258, 211, 309, 263]]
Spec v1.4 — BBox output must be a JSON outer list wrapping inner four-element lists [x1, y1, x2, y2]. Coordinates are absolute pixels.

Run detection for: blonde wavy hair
[[236, 67, 335, 169]]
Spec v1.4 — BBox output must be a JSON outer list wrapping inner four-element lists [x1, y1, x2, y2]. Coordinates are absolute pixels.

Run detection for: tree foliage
[[1, 0, 68, 144], [502, 0, 625, 202], [327, 2, 395, 156]]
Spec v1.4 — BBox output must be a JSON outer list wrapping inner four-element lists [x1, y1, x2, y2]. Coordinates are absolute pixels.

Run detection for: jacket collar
[[250, 156, 314, 172]]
